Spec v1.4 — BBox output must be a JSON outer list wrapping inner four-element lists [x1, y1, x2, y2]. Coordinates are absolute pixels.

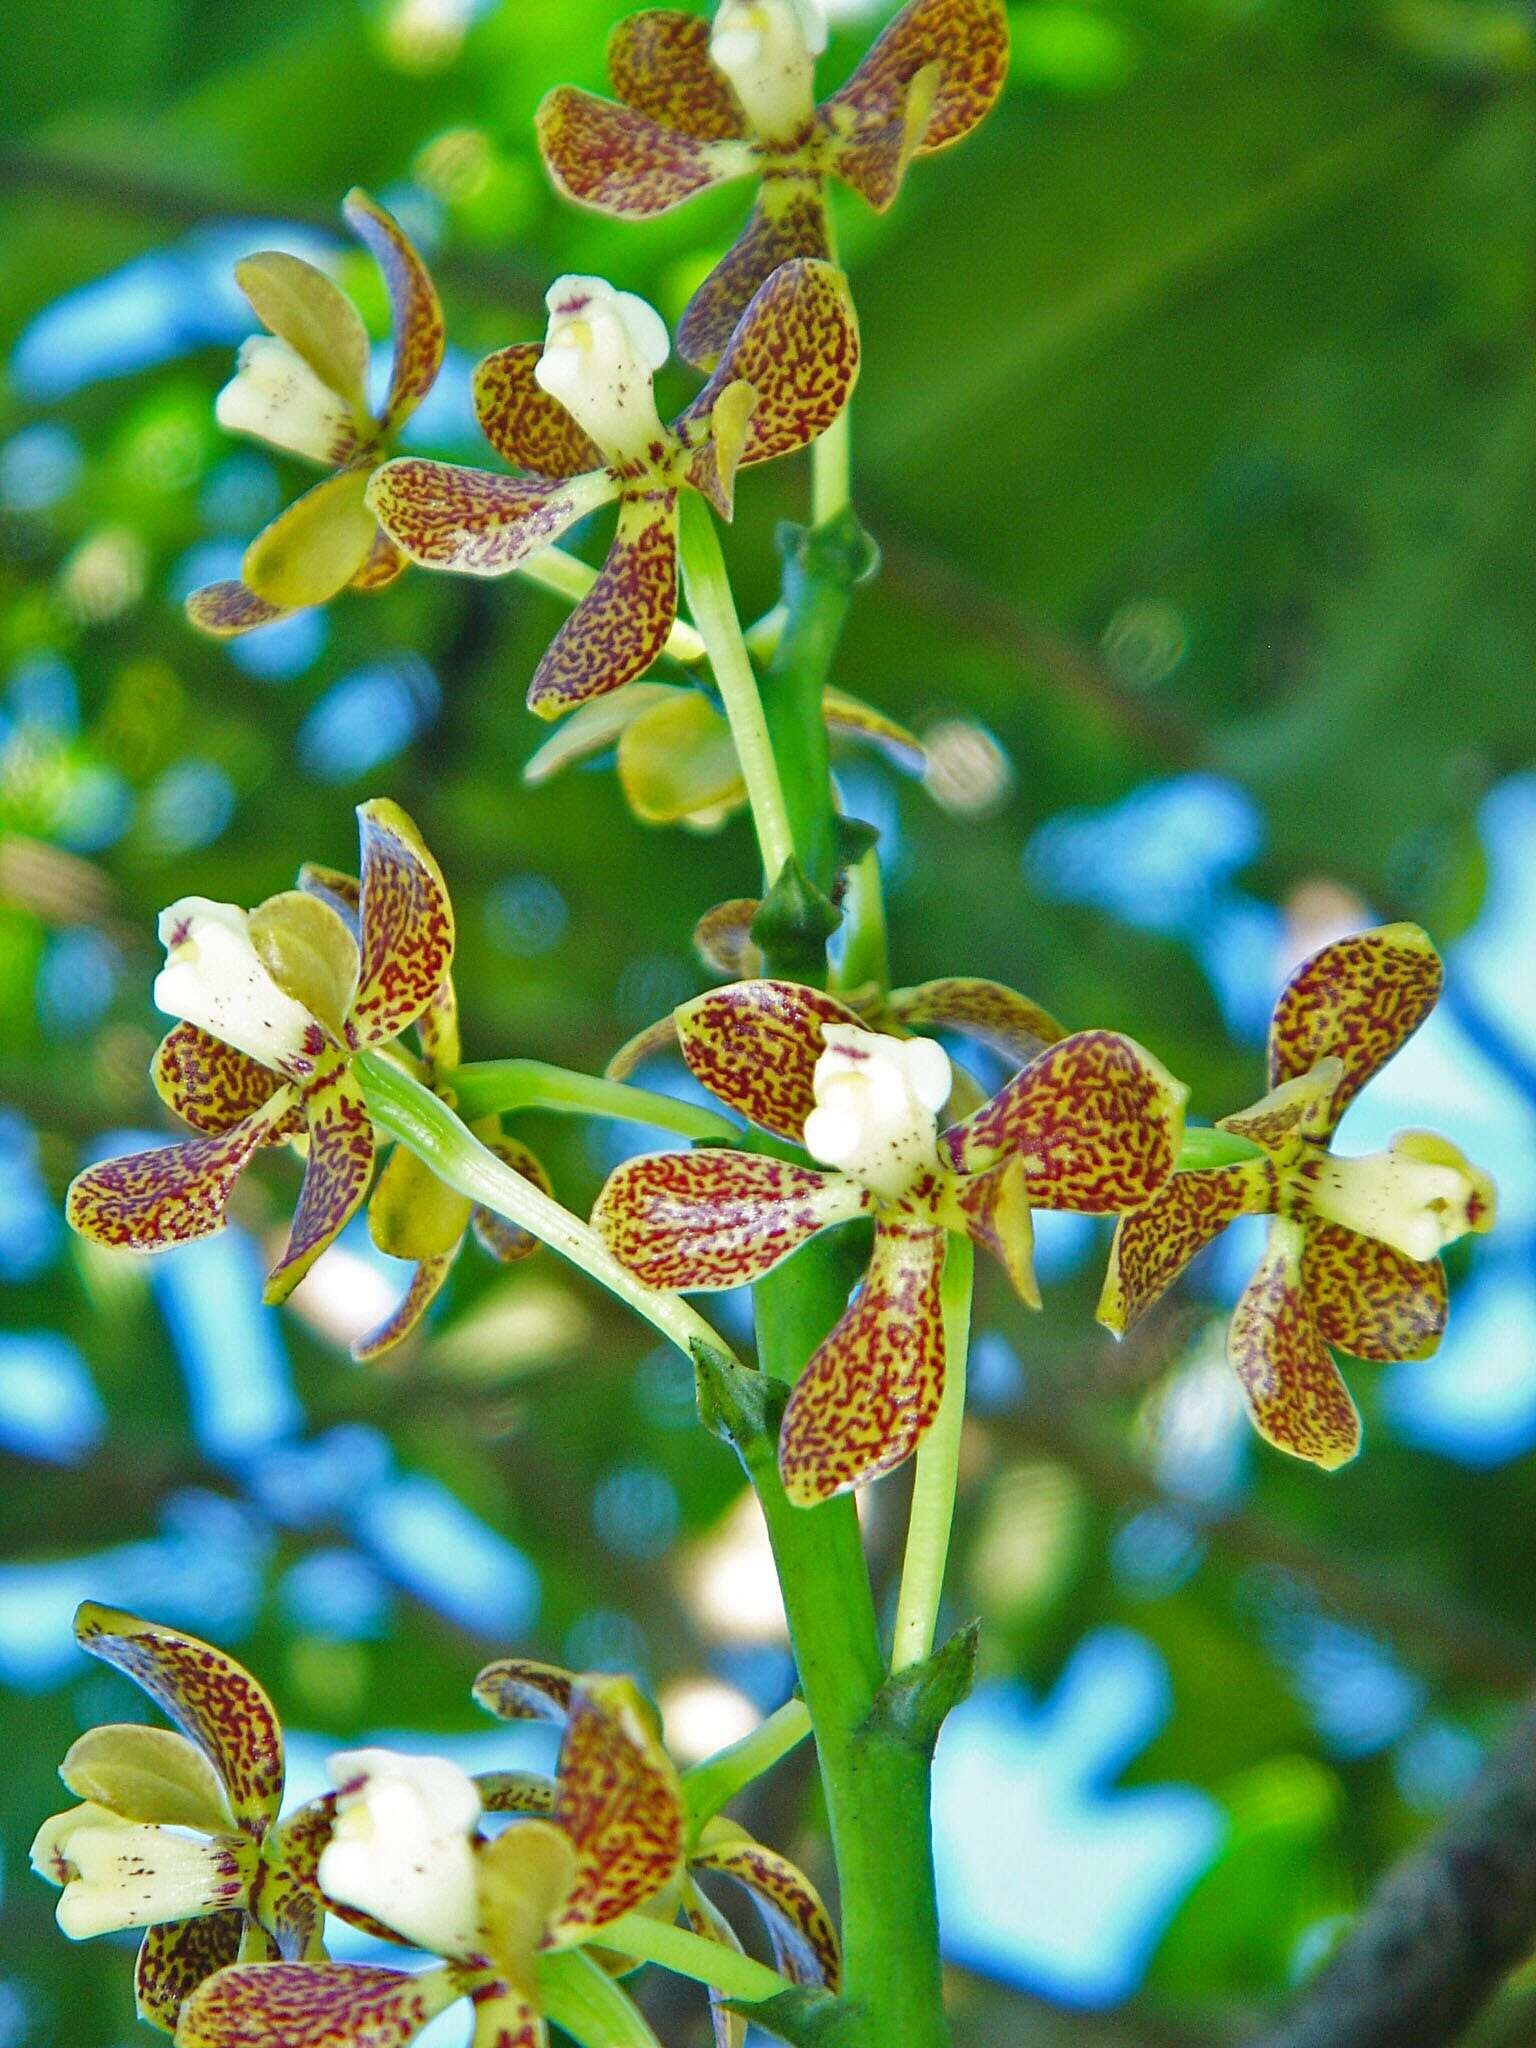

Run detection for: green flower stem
[[1179, 1125, 1266, 1170], [520, 546, 706, 666], [677, 494, 797, 884], [891, 1234, 974, 1671], [538, 1950, 665, 2048], [356, 1051, 741, 1369], [450, 1059, 737, 1143], [835, 845, 891, 994], [747, 1231, 954, 2048], [682, 1696, 812, 1833], [592, 1913, 791, 2002]]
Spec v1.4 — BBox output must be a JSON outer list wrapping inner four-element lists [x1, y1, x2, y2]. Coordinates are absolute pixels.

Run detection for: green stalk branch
[[682, 1697, 813, 1832], [594, 1914, 792, 2002], [538, 1950, 666, 2048], [450, 1059, 736, 1143], [678, 494, 798, 884], [356, 1052, 741, 1369], [892, 1234, 974, 1670]]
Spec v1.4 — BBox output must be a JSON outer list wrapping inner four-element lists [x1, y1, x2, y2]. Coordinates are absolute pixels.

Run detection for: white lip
[[534, 275, 671, 466]]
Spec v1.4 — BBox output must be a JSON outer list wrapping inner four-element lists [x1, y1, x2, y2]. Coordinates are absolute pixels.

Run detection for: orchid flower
[[594, 979, 1187, 1501], [366, 259, 858, 718], [523, 677, 925, 830], [175, 1675, 689, 2048], [66, 800, 454, 1304], [538, 0, 1010, 367], [472, 1656, 839, 2048], [295, 859, 552, 1360], [30, 1606, 327, 2033], [186, 190, 444, 636], [1099, 923, 1496, 1469]]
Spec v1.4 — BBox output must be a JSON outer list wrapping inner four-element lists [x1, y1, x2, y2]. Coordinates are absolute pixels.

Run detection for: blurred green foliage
[[3, 0, 1536, 2043]]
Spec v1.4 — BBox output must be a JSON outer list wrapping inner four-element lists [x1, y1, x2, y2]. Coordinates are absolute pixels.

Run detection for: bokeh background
[[3, 0, 1536, 2041]]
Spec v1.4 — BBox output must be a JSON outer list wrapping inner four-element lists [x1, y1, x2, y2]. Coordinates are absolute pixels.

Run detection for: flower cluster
[[187, 191, 444, 636], [1099, 923, 1495, 1468], [35, 1608, 833, 2048], [595, 976, 1188, 1499], [539, 0, 1010, 366]]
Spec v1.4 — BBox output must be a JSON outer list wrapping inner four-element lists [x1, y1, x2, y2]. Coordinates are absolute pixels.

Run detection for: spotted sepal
[[1098, 1160, 1274, 1335], [343, 189, 446, 434], [549, 1676, 687, 1941], [593, 1148, 869, 1291], [692, 1820, 841, 1991], [1228, 1219, 1361, 1470], [352, 1252, 458, 1363], [472, 1659, 576, 1725], [135, 1910, 245, 2035], [185, 580, 290, 638], [264, 1054, 375, 1303], [351, 529, 408, 594], [677, 261, 859, 469], [526, 491, 680, 719], [822, 688, 927, 775], [683, 1879, 748, 2048], [347, 797, 456, 1050], [74, 1604, 284, 1832], [66, 1091, 297, 1255], [942, 1030, 1187, 1212], [367, 459, 616, 578], [674, 978, 865, 1140], [153, 1024, 302, 1141], [470, 1137, 555, 1264], [1267, 922, 1443, 1136], [1218, 1063, 1342, 1156], [608, 10, 748, 139], [177, 1961, 462, 2048], [536, 85, 754, 219], [886, 977, 1066, 1071], [779, 1217, 948, 1503], [472, 344, 604, 479], [1304, 1220, 1448, 1363], [823, 0, 1010, 179], [677, 186, 833, 370], [949, 1151, 1039, 1308]]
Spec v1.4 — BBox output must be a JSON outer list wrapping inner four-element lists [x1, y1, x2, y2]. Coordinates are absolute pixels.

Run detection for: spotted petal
[[537, 86, 754, 219], [886, 977, 1067, 1071], [594, 1149, 870, 1291], [675, 978, 866, 1140], [1219, 1062, 1343, 1156], [344, 189, 446, 434], [348, 797, 456, 1050], [693, 1820, 841, 1990], [472, 1659, 576, 1725], [1098, 1161, 1274, 1335], [473, 344, 604, 478], [74, 1604, 284, 1830], [135, 1910, 245, 2035], [1228, 1219, 1361, 1470], [243, 470, 379, 610], [677, 189, 833, 371], [823, 0, 1010, 184], [527, 491, 680, 719], [153, 1023, 302, 1140], [67, 1092, 297, 1254], [941, 1030, 1187, 1211], [678, 260, 858, 468], [476, 1772, 559, 1816], [178, 1963, 461, 2048], [1268, 922, 1443, 1135], [1304, 1220, 1448, 1363], [780, 1218, 948, 1503], [608, 10, 747, 138], [549, 1676, 686, 1941], [367, 459, 616, 578], [234, 250, 371, 417], [185, 580, 290, 638], [949, 1151, 1038, 1308], [265, 1054, 375, 1302]]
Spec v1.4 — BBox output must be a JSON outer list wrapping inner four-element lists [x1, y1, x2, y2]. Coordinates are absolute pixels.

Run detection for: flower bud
[[710, 0, 827, 140], [803, 1023, 951, 1202], [1303, 1130, 1497, 1263], [216, 336, 360, 467], [534, 276, 670, 466], [318, 1749, 484, 1959]]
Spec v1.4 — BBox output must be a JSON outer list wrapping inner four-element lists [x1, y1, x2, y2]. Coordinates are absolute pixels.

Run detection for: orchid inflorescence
[[39, 0, 1501, 2044]]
